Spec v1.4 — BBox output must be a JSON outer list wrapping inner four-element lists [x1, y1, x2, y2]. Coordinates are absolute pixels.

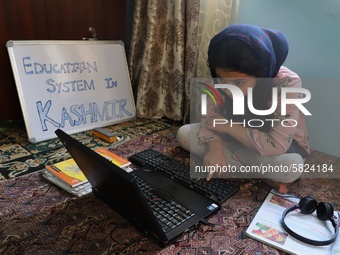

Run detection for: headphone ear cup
[[299, 196, 318, 214], [316, 202, 334, 221]]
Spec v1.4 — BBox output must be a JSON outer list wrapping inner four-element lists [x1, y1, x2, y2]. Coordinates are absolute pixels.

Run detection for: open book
[[245, 191, 340, 255]]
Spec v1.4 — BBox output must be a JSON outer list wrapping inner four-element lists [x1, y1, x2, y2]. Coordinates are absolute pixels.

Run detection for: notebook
[[55, 129, 221, 246]]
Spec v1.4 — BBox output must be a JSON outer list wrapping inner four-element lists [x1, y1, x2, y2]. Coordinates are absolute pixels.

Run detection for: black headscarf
[[208, 24, 289, 78]]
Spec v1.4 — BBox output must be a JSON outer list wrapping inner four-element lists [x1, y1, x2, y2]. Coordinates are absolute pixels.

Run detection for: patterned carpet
[[0, 119, 340, 255], [0, 119, 178, 180]]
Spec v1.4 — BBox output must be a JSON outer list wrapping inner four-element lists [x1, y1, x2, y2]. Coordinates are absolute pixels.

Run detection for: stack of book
[[42, 147, 132, 197]]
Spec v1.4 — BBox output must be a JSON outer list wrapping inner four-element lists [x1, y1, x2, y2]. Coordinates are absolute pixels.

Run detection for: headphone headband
[[281, 196, 338, 246]]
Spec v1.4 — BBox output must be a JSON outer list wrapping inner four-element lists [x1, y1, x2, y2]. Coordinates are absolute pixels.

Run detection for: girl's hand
[[203, 148, 226, 181]]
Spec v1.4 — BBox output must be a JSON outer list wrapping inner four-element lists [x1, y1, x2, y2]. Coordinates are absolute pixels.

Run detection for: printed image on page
[[251, 222, 288, 245], [246, 192, 338, 255]]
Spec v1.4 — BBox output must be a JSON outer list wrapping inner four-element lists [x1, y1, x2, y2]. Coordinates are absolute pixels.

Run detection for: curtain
[[128, 0, 239, 122], [195, 0, 239, 78]]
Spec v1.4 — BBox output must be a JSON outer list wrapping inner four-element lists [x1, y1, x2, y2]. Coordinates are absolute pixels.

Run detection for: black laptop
[[55, 129, 220, 246]]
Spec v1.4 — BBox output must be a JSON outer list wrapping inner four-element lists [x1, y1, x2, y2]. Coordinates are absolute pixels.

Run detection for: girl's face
[[215, 68, 256, 97]]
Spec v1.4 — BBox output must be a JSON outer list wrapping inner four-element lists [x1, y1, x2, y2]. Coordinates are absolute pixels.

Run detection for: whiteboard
[[6, 40, 136, 143]]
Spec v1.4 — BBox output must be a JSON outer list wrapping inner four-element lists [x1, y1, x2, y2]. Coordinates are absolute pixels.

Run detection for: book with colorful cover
[[42, 170, 92, 197], [44, 147, 132, 191], [45, 157, 87, 188], [95, 147, 131, 169]]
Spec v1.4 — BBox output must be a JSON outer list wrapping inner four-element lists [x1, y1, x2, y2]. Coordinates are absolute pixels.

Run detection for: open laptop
[[55, 129, 220, 246]]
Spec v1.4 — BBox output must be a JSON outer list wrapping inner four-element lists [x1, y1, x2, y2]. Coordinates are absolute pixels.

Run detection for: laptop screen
[[54, 129, 168, 243]]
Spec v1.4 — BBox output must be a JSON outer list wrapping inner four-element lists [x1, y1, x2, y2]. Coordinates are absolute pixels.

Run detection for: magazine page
[[246, 191, 339, 255]]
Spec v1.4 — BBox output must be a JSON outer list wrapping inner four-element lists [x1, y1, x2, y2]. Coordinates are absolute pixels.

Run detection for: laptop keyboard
[[133, 175, 195, 233], [129, 149, 239, 204]]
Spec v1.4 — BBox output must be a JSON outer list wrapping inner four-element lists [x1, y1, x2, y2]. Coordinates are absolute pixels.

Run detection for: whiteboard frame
[[6, 40, 136, 143]]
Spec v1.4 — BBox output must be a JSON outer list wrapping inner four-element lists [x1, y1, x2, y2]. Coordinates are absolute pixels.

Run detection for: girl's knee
[[176, 124, 207, 156], [176, 125, 191, 151]]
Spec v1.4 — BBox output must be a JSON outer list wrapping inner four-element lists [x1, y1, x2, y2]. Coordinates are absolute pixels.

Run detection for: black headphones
[[281, 196, 338, 246]]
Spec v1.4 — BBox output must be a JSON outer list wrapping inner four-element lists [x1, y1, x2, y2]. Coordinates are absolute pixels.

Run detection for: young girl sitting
[[177, 24, 310, 194]]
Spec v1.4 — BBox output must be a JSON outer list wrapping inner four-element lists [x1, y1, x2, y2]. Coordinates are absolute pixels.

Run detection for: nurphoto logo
[[200, 82, 312, 128]]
